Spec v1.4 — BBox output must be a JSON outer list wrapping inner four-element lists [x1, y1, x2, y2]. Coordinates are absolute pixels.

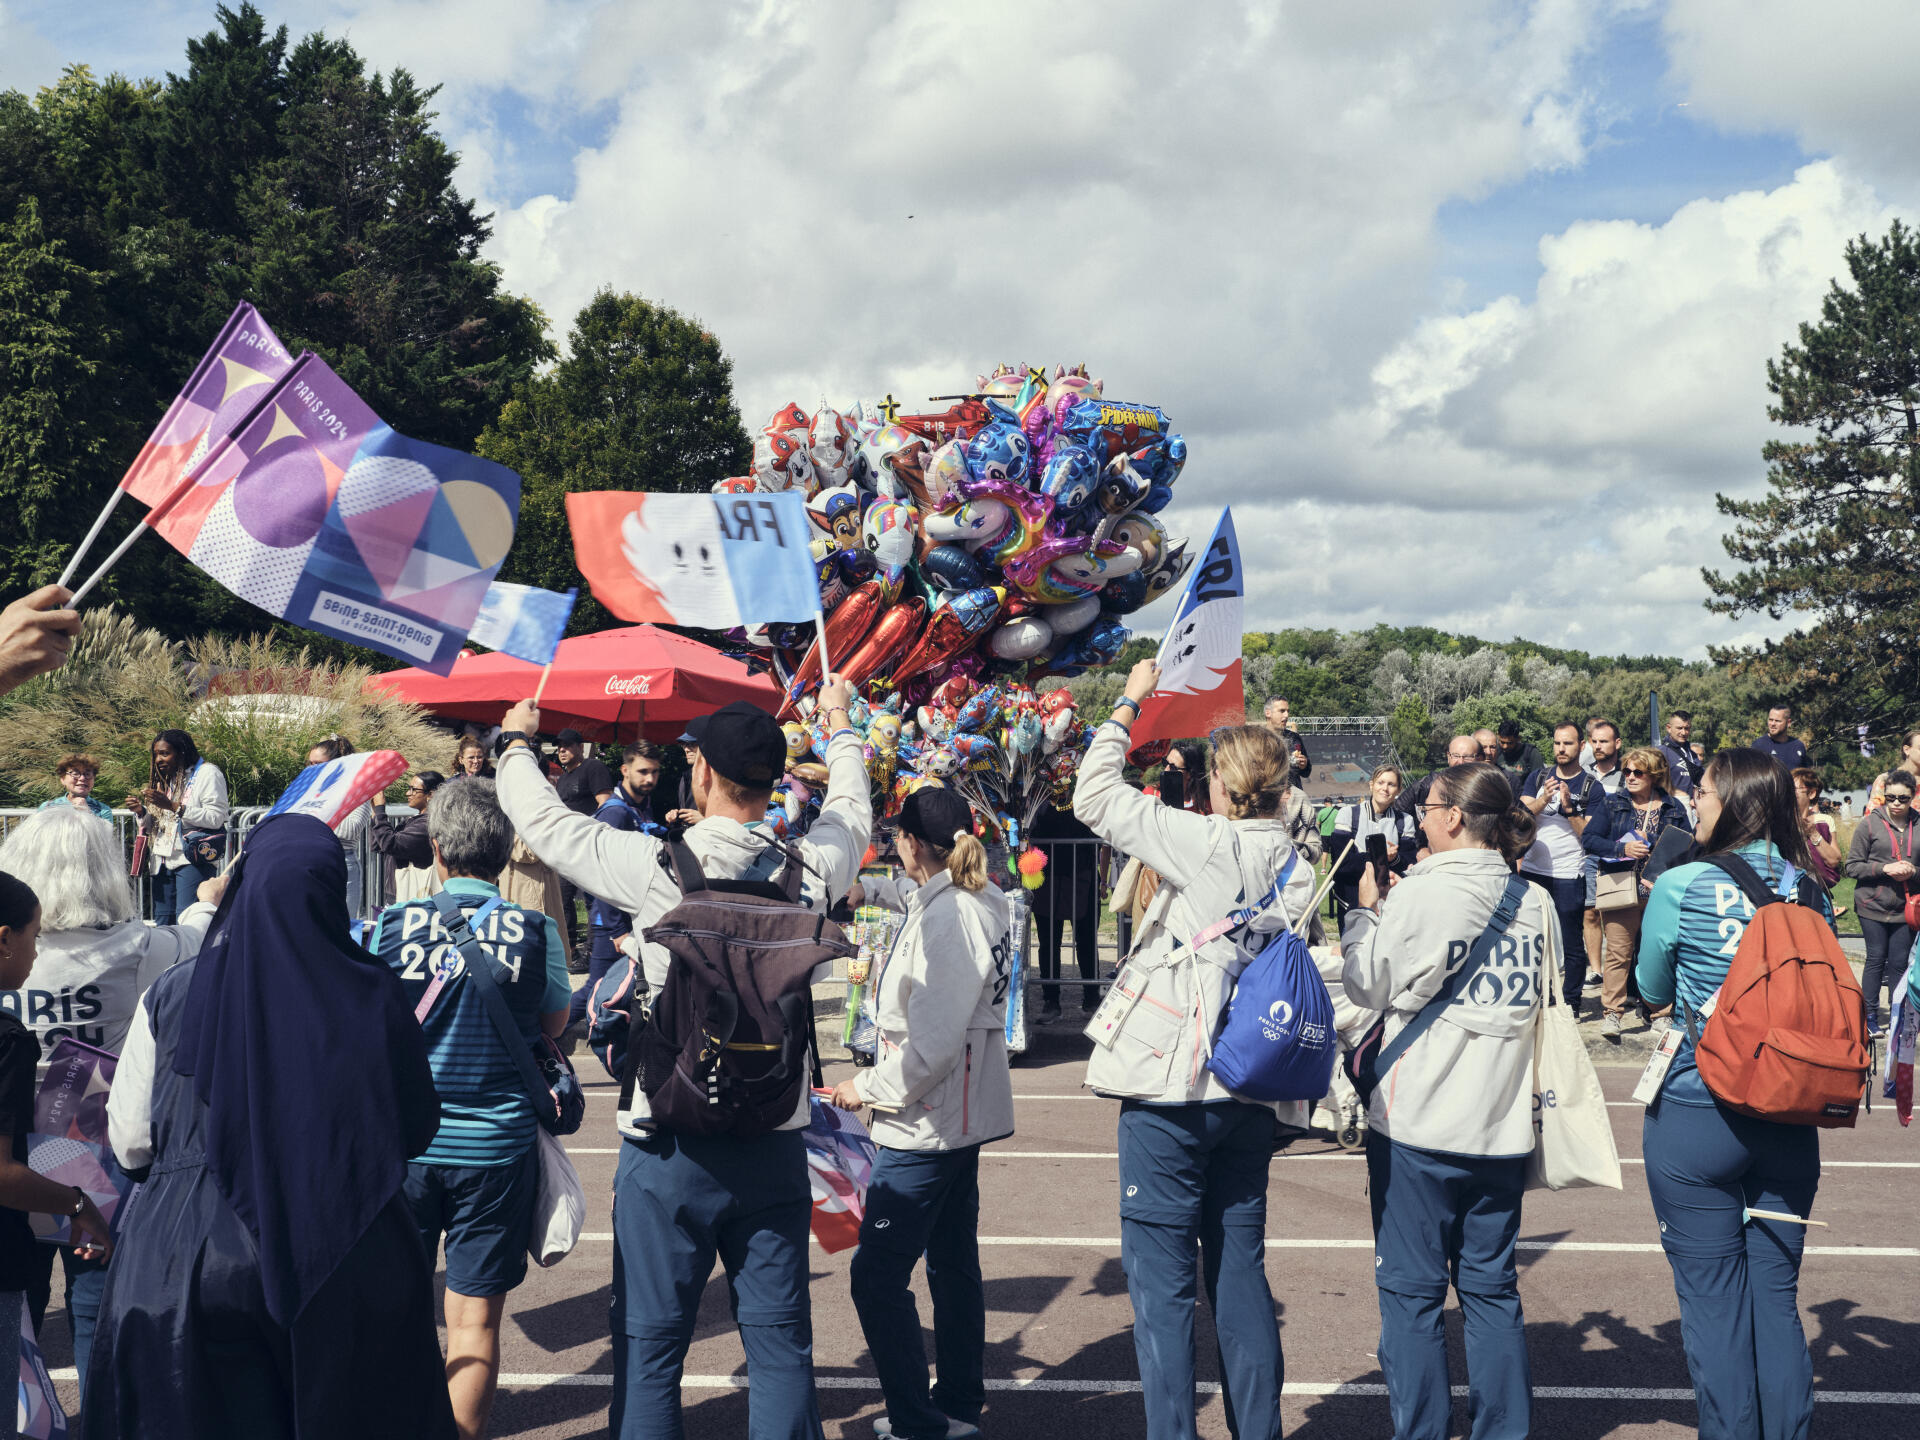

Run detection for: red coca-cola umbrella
[[364, 624, 780, 742]]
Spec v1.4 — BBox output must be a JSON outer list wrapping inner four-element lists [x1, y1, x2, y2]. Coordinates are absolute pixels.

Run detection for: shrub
[[0, 611, 450, 807]]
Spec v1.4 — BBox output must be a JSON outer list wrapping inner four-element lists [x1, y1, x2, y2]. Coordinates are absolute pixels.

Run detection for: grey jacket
[[1074, 721, 1317, 1108], [856, 873, 1015, 1151], [494, 733, 872, 1135], [1844, 810, 1919, 923], [1341, 847, 1554, 1157]]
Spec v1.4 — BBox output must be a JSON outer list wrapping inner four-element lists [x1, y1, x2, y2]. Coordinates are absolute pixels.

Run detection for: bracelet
[[1113, 697, 1141, 717]]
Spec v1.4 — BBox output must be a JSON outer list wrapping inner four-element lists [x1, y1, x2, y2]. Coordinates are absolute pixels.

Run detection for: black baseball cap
[[676, 717, 708, 746], [899, 785, 974, 850], [698, 703, 784, 787], [554, 727, 584, 746]]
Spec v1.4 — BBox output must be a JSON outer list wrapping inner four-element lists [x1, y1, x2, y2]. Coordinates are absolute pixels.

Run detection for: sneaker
[[1600, 1012, 1622, 1041], [1035, 1006, 1061, 1027], [1584, 974, 1602, 991], [872, 1418, 981, 1439], [1867, 1014, 1887, 1039], [1649, 1015, 1673, 1037]]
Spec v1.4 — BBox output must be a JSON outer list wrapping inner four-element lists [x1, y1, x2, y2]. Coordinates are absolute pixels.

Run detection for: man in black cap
[[493, 679, 870, 1439], [549, 728, 614, 965]]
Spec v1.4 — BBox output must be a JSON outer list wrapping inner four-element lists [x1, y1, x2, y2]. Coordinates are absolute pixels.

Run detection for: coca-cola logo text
[[604, 675, 653, 696]]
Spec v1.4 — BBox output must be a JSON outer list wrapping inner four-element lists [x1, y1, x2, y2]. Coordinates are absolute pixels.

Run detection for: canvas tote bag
[[1527, 952, 1623, 1192]]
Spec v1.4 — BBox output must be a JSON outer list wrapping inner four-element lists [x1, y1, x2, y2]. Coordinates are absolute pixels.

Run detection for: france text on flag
[[173, 354, 521, 673], [1131, 509, 1245, 746], [120, 302, 295, 553], [565, 491, 819, 628], [468, 582, 577, 666], [267, 751, 409, 828], [803, 1095, 876, 1254]]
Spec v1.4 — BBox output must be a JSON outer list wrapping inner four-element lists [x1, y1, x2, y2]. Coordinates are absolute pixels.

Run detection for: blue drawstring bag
[[1204, 859, 1338, 1102]]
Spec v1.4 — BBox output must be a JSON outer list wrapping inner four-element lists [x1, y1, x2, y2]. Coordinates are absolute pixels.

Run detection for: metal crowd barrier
[[0, 802, 410, 924], [1003, 836, 1126, 1055]]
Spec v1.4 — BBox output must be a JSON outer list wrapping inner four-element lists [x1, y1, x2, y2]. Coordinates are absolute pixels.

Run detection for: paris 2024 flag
[[167, 352, 520, 673], [1129, 509, 1246, 747]]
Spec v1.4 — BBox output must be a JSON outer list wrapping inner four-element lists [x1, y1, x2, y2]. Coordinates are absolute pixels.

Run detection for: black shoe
[[566, 947, 590, 976], [1036, 1006, 1062, 1026]]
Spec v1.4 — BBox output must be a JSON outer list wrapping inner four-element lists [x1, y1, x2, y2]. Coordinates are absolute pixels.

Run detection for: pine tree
[[1705, 220, 1920, 747]]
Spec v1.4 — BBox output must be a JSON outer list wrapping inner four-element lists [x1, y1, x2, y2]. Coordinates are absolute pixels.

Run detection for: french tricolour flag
[[803, 1095, 877, 1253], [267, 750, 409, 829], [1130, 508, 1246, 746]]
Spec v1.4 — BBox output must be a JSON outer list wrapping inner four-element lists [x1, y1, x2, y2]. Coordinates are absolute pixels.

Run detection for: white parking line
[[566, 1148, 1920, 1170], [487, 1373, 1920, 1403]]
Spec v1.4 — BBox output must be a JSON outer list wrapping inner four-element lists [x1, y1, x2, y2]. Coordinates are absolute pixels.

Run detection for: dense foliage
[[0, 4, 551, 638], [479, 289, 751, 635], [0, 608, 449, 806]]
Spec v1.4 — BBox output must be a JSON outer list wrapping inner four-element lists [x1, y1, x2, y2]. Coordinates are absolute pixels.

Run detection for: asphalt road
[[40, 1023, 1919, 1438]]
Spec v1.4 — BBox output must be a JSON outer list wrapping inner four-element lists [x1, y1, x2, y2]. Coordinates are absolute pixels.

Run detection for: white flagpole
[[56, 489, 128, 590], [532, 660, 556, 706], [66, 520, 153, 607], [813, 608, 832, 683]]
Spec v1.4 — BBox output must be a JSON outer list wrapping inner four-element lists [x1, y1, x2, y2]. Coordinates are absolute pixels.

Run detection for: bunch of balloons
[[766, 675, 1090, 850], [719, 363, 1194, 717]]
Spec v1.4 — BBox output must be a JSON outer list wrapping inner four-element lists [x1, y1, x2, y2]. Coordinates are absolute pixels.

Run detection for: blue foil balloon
[[1037, 445, 1099, 519], [920, 543, 992, 593]]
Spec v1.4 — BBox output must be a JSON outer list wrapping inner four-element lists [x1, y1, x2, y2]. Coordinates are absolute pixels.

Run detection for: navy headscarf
[[172, 814, 440, 1325]]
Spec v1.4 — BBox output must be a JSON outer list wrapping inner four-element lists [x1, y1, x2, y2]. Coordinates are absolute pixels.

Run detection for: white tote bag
[[1527, 976, 1623, 1192], [528, 1127, 586, 1267]]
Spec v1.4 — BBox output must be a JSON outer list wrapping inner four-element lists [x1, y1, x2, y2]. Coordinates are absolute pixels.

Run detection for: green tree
[[479, 289, 752, 633], [0, 198, 116, 596], [0, 5, 551, 642], [1706, 220, 1920, 756], [1388, 694, 1434, 772]]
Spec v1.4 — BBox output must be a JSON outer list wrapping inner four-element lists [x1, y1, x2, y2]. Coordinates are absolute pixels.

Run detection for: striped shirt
[[372, 878, 569, 1166]]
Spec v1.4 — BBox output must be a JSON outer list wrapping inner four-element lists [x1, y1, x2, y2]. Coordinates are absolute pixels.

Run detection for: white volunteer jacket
[[1073, 720, 1317, 1108], [148, 761, 230, 872], [1340, 846, 1555, 1157], [494, 732, 872, 1136], [855, 872, 1014, 1151], [6, 905, 215, 1063]]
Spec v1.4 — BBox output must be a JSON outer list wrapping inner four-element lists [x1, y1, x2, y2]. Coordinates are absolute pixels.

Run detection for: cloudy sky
[[8, 0, 1917, 661]]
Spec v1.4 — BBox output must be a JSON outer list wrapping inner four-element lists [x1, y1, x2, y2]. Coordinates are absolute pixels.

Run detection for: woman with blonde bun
[[1072, 659, 1315, 1440], [830, 784, 1012, 1440]]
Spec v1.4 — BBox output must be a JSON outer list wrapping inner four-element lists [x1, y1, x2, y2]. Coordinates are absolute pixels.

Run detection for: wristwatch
[[496, 730, 533, 752]]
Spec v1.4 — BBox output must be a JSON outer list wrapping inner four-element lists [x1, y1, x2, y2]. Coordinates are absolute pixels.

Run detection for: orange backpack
[[1689, 854, 1871, 1128]]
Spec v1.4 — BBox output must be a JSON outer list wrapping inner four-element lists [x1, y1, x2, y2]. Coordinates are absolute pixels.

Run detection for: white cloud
[[1664, 0, 1920, 184], [0, 3, 61, 93]]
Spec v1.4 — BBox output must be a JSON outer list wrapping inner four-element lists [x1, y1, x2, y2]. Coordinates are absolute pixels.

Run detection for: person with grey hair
[[369, 778, 571, 1439], [364, 779, 560, 1440], [0, 804, 215, 1395]]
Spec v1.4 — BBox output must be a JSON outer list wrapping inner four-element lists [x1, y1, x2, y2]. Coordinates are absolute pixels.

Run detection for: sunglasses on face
[[1888, 792, 1915, 803], [1622, 767, 1651, 777]]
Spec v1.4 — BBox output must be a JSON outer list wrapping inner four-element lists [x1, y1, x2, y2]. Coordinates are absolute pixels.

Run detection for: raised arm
[[493, 717, 669, 921], [799, 685, 875, 906], [1070, 661, 1222, 890]]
